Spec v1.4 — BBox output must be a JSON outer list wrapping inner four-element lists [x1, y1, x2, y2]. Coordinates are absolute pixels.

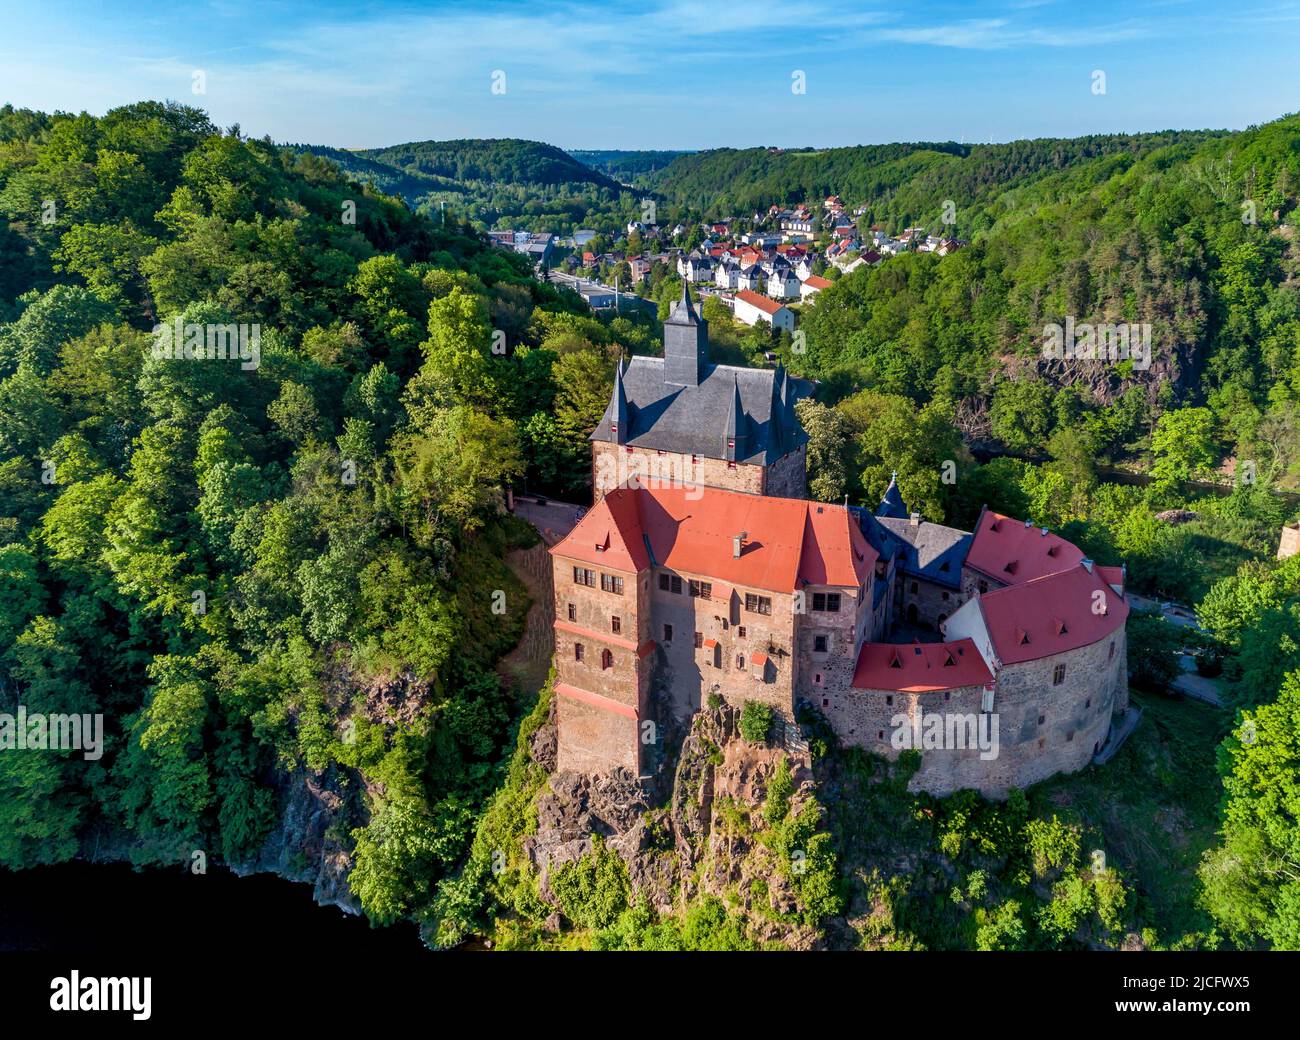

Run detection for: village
[[488, 193, 965, 331]]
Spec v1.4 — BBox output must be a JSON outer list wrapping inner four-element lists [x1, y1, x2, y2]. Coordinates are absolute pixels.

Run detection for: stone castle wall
[[820, 627, 1129, 798]]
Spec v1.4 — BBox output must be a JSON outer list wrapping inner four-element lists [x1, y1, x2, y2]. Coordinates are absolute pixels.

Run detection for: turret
[[663, 282, 709, 387], [723, 374, 748, 461]]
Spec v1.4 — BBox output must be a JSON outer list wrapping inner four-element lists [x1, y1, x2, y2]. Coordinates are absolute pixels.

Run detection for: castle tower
[[663, 282, 709, 387]]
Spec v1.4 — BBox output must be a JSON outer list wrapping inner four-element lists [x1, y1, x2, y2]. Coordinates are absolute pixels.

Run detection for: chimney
[[733, 531, 748, 558], [909, 512, 921, 528]]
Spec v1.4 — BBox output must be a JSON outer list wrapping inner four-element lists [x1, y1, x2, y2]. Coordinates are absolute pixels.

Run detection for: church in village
[[548, 286, 1131, 797]]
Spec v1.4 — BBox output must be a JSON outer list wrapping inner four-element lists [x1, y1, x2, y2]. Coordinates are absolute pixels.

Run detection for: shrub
[[740, 700, 773, 743]]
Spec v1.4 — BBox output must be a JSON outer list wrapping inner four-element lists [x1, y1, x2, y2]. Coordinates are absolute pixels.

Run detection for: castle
[[549, 286, 1130, 798]]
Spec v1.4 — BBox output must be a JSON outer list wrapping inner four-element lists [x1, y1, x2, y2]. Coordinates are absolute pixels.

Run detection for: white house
[[734, 289, 796, 332], [799, 274, 833, 300], [767, 268, 801, 300]]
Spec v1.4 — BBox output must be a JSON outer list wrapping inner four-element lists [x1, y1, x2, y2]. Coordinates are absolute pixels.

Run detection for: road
[[512, 494, 585, 545]]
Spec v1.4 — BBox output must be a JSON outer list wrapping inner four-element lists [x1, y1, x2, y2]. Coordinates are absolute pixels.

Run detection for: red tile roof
[[976, 562, 1128, 666], [852, 638, 993, 692], [551, 484, 875, 593], [1096, 565, 1124, 594], [802, 275, 833, 290], [734, 290, 786, 316], [965, 511, 1084, 586]]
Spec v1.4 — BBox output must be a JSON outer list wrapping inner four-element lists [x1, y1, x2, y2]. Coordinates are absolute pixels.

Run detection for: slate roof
[[591, 298, 810, 468], [877, 517, 972, 590]]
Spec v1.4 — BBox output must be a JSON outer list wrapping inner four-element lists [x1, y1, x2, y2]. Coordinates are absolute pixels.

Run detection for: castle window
[[663, 624, 673, 642], [1109, 641, 1115, 661], [601, 649, 613, 670], [1085, 698, 1091, 708], [812, 593, 841, 612], [910, 582, 919, 594], [822, 698, 829, 708], [573, 567, 595, 587], [941, 591, 949, 601], [736, 654, 746, 670], [574, 643, 585, 662], [814, 672, 823, 685], [689, 579, 713, 600], [567, 603, 576, 622], [1053, 664, 1066, 685], [886, 695, 893, 706], [713, 645, 722, 669], [1066, 732, 1074, 742], [694, 631, 703, 649], [1037, 714, 1045, 725], [814, 635, 828, 653], [944, 691, 950, 701], [878, 731, 884, 740], [611, 616, 621, 634], [744, 594, 772, 616], [738, 626, 746, 638], [601, 573, 624, 595]]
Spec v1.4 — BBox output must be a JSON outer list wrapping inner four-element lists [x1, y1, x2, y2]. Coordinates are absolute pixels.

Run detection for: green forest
[[2, 99, 1300, 951]]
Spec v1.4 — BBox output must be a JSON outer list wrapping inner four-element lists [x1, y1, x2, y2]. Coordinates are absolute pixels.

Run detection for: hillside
[[644, 130, 1231, 234], [570, 149, 692, 184], [289, 137, 642, 235]]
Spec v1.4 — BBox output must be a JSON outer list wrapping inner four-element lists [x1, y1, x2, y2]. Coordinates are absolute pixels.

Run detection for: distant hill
[[643, 131, 1231, 234], [570, 149, 692, 184], [287, 137, 640, 234]]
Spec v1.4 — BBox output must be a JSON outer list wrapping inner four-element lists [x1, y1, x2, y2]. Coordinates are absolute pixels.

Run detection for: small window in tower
[[601, 649, 613, 670], [736, 654, 745, 670], [1037, 714, 1045, 725], [567, 603, 576, 622], [611, 616, 621, 634], [822, 698, 829, 708], [663, 623, 673, 642], [886, 695, 893, 706], [1053, 663, 1066, 685], [694, 631, 703, 649], [814, 635, 828, 653], [574, 643, 584, 662]]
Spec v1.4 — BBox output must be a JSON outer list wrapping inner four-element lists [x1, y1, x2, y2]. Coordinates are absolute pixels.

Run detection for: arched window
[[601, 649, 613, 670]]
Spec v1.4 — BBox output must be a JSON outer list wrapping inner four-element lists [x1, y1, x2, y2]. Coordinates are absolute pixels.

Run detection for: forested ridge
[[0, 101, 648, 936]]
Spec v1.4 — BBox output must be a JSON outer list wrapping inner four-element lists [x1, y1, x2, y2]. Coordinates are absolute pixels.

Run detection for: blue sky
[[1, 0, 1297, 150]]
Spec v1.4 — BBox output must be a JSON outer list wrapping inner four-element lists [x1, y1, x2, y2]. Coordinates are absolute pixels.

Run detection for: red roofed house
[[799, 274, 833, 300], [733, 289, 795, 332]]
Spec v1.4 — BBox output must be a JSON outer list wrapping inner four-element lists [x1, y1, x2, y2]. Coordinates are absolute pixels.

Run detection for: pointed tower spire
[[663, 280, 709, 387], [608, 358, 630, 445], [768, 363, 787, 458], [723, 373, 747, 461], [876, 471, 908, 519]]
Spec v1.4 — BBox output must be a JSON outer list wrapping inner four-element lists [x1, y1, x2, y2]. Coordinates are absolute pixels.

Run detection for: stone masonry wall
[[820, 628, 1129, 798]]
